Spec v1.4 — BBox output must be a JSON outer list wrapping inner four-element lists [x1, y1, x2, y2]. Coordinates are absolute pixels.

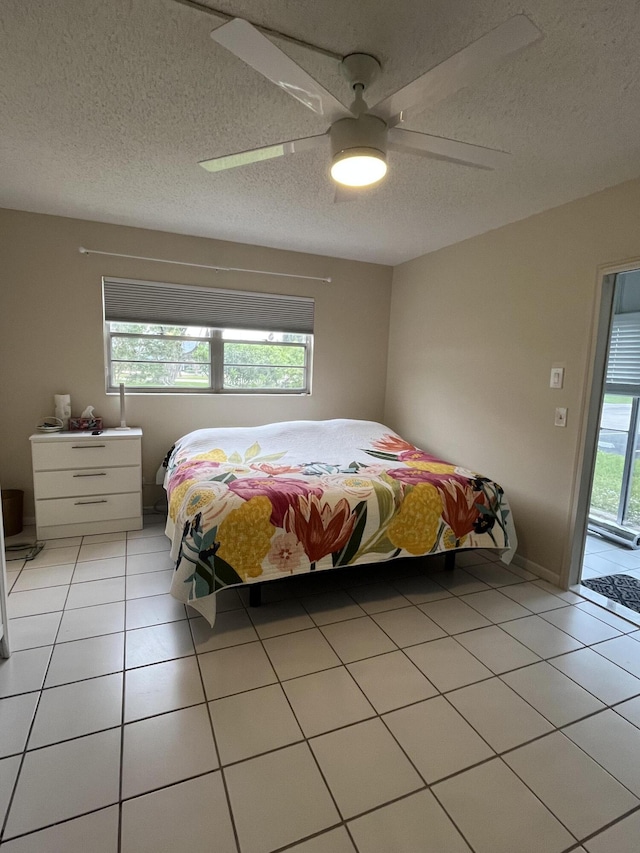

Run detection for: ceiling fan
[[199, 15, 542, 190]]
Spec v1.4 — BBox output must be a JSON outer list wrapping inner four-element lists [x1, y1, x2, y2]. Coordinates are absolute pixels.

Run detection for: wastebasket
[[2, 490, 23, 537]]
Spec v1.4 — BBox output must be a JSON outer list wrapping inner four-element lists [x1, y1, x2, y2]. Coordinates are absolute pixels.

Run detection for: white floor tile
[[41, 535, 81, 549], [0, 647, 52, 697], [77, 540, 125, 562], [310, 718, 422, 819], [463, 562, 522, 587], [190, 609, 258, 653], [503, 731, 639, 838], [126, 534, 169, 556], [431, 568, 491, 595], [347, 582, 412, 614], [541, 606, 622, 644], [564, 709, 640, 796], [348, 788, 472, 853], [210, 683, 303, 765], [199, 641, 277, 700], [320, 617, 396, 663], [226, 743, 340, 853], [301, 590, 366, 625], [8, 585, 68, 618], [264, 627, 342, 679], [385, 695, 493, 782], [125, 550, 174, 574], [576, 600, 639, 632], [534, 579, 584, 604], [26, 546, 79, 568], [9, 611, 62, 651], [0, 692, 39, 757], [125, 620, 194, 669], [124, 656, 205, 722], [286, 827, 356, 853], [593, 634, 640, 677], [29, 673, 123, 748], [499, 581, 568, 613], [433, 758, 574, 853], [13, 563, 74, 591], [371, 605, 446, 647], [57, 601, 125, 643], [583, 811, 640, 853], [447, 678, 553, 752], [0, 805, 119, 853], [283, 666, 375, 736], [64, 576, 125, 610], [614, 695, 640, 728], [550, 647, 640, 705], [455, 625, 540, 673], [128, 519, 166, 538], [121, 771, 236, 853], [45, 632, 124, 687], [500, 614, 583, 658], [82, 531, 126, 544], [122, 704, 218, 798], [460, 588, 532, 622], [248, 599, 315, 638], [0, 756, 21, 831], [405, 637, 492, 692], [72, 556, 125, 583], [347, 650, 438, 713], [389, 574, 452, 604], [502, 661, 605, 726], [125, 593, 186, 629], [5, 729, 121, 838], [419, 597, 491, 634], [125, 569, 173, 599]]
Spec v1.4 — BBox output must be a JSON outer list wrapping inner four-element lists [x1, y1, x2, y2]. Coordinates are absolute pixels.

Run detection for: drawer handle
[[72, 444, 106, 449], [72, 472, 107, 478], [74, 499, 109, 505]]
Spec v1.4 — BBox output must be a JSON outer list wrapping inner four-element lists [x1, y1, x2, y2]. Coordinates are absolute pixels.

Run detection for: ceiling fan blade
[[211, 18, 351, 123], [371, 14, 542, 127], [387, 127, 509, 170], [199, 133, 327, 173]]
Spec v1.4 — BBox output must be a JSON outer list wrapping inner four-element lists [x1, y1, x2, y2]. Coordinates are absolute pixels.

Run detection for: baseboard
[[511, 553, 562, 587]]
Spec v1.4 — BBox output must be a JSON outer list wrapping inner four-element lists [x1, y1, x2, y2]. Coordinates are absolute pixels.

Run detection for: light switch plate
[[555, 407, 567, 427], [550, 367, 564, 389]]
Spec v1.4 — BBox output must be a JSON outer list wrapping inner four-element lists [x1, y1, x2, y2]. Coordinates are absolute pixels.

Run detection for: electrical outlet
[[555, 407, 567, 427]]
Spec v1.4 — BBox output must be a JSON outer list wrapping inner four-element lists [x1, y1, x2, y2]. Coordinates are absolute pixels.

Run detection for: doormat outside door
[[582, 573, 640, 614]]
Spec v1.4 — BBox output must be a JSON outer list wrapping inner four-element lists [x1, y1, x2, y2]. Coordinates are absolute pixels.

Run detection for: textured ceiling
[[1, 0, 640, 265]]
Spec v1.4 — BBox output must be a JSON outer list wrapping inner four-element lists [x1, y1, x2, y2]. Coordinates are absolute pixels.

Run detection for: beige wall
[[384, 177, 640, 583], [0, 209, 392, 513]]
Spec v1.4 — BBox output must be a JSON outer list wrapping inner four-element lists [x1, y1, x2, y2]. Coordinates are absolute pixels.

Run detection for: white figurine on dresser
[[29, 428, 143, 540]]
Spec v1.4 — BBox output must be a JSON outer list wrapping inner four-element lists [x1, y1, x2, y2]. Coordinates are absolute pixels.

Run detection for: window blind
[[102, 277, 314, 335], [606, 313, 640, 387]]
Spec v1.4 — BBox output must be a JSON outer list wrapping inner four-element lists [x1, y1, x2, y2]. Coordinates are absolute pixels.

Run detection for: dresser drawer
[[32, 438, 141, 471], [36, 492, 141, 527], [34, 466, 141, 499]]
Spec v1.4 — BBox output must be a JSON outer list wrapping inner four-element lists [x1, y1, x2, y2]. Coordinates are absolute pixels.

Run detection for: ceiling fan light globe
[[330, 149, 387, 187]]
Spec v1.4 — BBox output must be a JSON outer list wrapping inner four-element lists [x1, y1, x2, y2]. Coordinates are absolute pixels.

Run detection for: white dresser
[[30, 428, 143, 540]]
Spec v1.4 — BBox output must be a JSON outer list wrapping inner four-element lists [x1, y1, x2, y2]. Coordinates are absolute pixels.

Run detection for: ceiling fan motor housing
[[330, 113, 388, 164]]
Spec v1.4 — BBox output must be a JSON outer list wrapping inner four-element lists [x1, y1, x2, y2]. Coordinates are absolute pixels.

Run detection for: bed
[[163, 419, 516, 625]]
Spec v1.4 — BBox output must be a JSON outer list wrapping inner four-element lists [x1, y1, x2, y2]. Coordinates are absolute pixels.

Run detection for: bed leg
[[444, 552, 456, 572], [249, 583, 262, 607]]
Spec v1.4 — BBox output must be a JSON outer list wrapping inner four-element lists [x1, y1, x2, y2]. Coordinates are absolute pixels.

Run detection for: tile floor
[[582, 533, 640, 582], [0, 520, 640, 851]]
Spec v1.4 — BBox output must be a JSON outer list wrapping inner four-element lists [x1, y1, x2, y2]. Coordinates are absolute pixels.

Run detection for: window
[[103, 277, 313, 394]]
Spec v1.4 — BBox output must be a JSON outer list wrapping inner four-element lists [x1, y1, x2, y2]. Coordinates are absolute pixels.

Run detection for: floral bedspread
[[164, 419, 516, 624]]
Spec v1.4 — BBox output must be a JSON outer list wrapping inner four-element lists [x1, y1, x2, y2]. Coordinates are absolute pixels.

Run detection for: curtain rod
[[78, 247, 332, 283]]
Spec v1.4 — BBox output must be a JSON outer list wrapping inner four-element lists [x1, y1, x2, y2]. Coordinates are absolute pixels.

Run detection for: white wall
[[384, 176, 640, 583], [0, 209, 392, 514]]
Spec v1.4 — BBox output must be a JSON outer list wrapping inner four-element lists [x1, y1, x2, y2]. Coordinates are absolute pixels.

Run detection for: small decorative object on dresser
[[29, 428, 143, 539]]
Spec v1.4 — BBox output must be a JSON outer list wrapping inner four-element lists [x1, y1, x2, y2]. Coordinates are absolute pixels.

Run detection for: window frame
[[105, 323, 312, 395]]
